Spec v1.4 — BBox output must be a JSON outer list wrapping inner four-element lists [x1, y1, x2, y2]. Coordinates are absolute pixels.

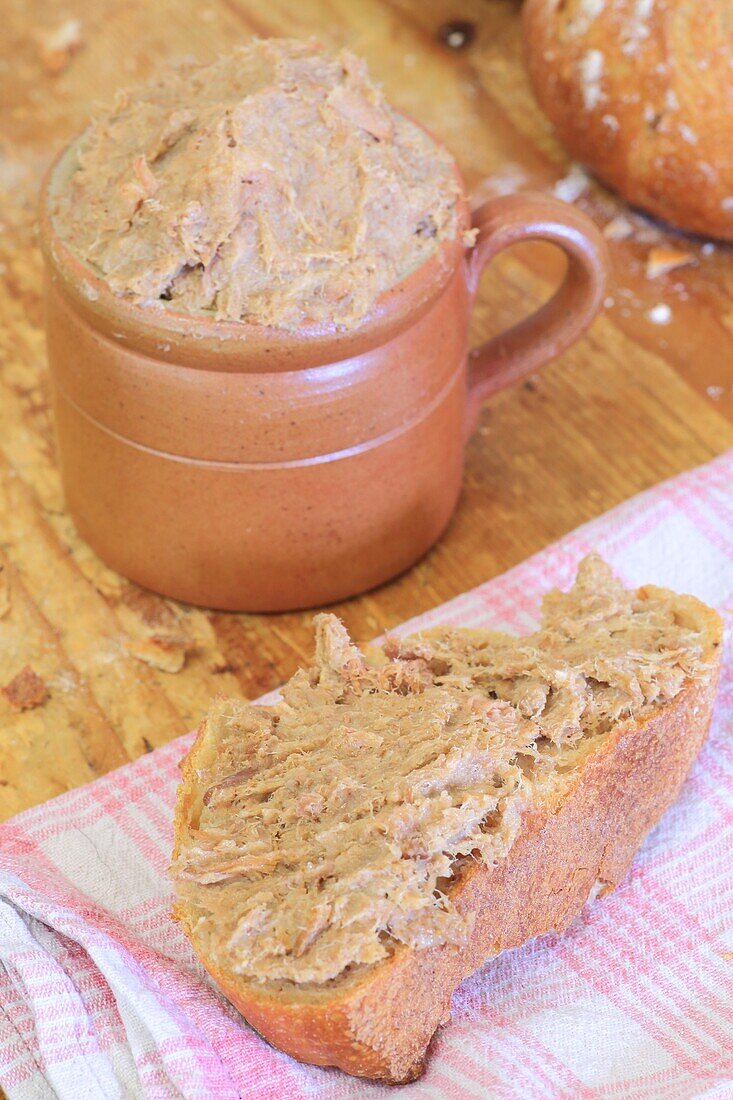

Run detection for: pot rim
[[39, 125, 471, 371]]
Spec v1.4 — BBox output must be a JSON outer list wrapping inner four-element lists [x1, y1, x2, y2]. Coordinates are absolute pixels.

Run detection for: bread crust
[[172, 602, 722, 1084], [522, 0, 733, 241]]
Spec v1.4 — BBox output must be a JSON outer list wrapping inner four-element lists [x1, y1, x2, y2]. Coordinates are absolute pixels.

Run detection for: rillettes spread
[[51, 38, 462, 329], [171, 556, 709, 986]]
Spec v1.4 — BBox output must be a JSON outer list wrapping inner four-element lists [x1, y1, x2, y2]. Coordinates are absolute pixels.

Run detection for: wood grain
[[0, 0, 731, 822]]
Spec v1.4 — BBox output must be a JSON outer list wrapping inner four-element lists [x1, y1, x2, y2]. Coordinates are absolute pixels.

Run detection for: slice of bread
[[171, 555, 722, 1083]]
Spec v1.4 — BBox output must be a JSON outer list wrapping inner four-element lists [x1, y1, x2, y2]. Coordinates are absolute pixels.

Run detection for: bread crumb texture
[[171, 555, 712, 987], [51, 38, 461, 330]]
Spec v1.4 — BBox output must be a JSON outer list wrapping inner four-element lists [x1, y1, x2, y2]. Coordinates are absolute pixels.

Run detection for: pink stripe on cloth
[[1, 449, 732, 1100]]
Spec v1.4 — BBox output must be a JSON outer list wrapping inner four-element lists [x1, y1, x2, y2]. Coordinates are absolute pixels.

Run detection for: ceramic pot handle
[[465, 192, 608, 434]]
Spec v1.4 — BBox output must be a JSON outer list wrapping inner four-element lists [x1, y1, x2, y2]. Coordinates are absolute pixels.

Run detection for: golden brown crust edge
[[172, 606, 722, 1085]]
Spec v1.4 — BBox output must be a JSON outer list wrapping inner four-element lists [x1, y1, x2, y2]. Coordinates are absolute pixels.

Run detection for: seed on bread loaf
[[522, 0, 733, 241], [171, 554, 722, 1082]]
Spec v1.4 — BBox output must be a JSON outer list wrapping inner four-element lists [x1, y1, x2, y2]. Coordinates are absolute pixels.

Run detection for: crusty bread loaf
[[171, 556, 722, 1083], [522, 0, 733, 240]]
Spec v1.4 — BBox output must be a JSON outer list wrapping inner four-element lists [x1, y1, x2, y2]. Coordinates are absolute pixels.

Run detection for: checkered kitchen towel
[[1, 450, 732, 1100]]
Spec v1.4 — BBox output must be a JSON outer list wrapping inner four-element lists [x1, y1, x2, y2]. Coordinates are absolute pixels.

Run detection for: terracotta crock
[[40, 144, 608, 612]]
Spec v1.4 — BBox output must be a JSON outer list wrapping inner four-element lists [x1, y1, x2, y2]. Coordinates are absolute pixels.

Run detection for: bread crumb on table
[[2, 666, 49, 711], [128, 634, 193, 674], [645, 247, 696, 279], [603, 214, 634, 240], [552, 164, 590, 203], [647, 303, 673, 325]]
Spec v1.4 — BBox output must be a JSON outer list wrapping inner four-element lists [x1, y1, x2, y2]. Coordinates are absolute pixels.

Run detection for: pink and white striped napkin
[[1, 451, 732, 1100]]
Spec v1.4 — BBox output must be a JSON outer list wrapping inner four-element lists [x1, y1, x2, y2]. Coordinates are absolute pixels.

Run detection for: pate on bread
[[171, 555, 722, 1082]]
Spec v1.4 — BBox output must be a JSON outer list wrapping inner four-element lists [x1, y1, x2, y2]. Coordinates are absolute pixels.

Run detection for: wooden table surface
[[1, 0, 732, 822]]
